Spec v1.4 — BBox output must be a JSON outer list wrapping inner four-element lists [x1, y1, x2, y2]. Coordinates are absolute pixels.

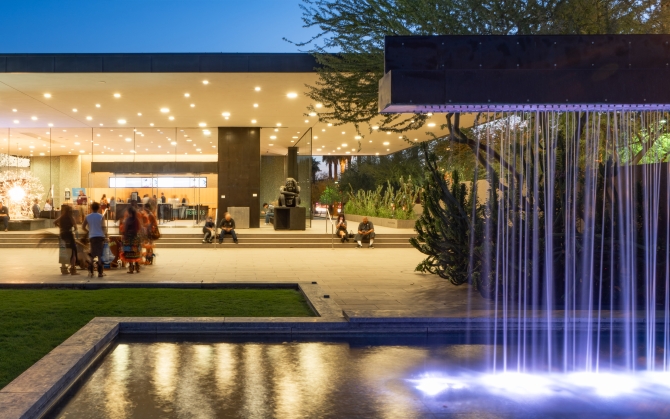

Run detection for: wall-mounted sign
[[109, 177, 207, 188]]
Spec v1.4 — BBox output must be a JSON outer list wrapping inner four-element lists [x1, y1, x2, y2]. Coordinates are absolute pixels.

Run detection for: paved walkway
[[0, 247, 491, 315]]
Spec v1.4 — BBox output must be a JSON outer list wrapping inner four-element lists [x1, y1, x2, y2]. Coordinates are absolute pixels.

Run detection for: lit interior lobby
[[0, 54, 463, 231]]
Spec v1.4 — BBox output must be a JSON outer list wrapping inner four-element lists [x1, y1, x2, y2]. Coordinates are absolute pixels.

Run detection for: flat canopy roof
[[0, 53, 456, 158], [0, 53, 317, 73]]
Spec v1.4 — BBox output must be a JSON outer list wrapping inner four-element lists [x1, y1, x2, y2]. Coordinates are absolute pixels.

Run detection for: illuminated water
[[49, 336, 670, 419]]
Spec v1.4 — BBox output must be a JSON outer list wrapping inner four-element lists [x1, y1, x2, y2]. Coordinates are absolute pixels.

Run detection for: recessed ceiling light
[[79, 150, 85, 153], [346, 151, 350, 154], [337, 147, 341, 150], [387, 132, 391, 135], [29, 145, 35, 149], [387, 148, 390, 151], [39, 152, 45, 156], [12, 108, 17, 112], [251, 120, 257, 124], [99, 123, 103, 126], [253, 104, 258, 108], [160, 108, 169, 113], [314, 136, 318, 139], [427, 123, 436, 127], [309, 112, 317, 117], [72, 108, 78, 112], [202, 80, 209, 85], [12, 120, 18, 123], [196, 148, 201, 152], [137, 113, 142, 116], [187, 139, 192, 142], [94, 143, 99, 146], [150, 123, 154, 126], [292, 136, 298, 139], [270, 136, 277, 140], [169, 116, 174, 120], [255, 86, 261, 91], [95, 104, 101, 108], [43, 93, 51, 98], [171, 141, 177, 146], [372, 125, 379, 130], [286, 92, 298, 98], [342, 143, 347, 147], [355, 135, 361, 140], [276, 123, 281, 127], [184, 93, 190, 97], [86, 116, 92, 120], [118, 119, 126, 124], [125, 138, 132, 142], [31, 116, 37, 120], [199, 123, 206, 127], [48, 123, 53, 127], [222, 112, 230, 117], [369, 140, 373, 143], [383, 141, 390, 145], [74, 142, 80, 145], [190, 104, 195, 107], [113, 93, 121, 98], [269, 144, 274, 146]]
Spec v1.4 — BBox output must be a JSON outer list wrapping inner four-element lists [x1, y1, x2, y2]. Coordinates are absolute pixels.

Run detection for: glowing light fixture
[[72, 108, 78, 112], [202, 80, 209, 85], [171, 141, 177, 146], [427, 123, 436, 127], [125, 138, 132, 142], [113, 93, 121, 98], [184, 93, 190, 97], [86, 116, 92, 120], [309, 112, 317, 117], [255, 86, 261, 91], [190, 104, 195, 107], [287, 92, 298, 98], [96, 104, 101, 107], [169, 116, 174, 120], [31, 116, 37, 121], [222, 112, 231, 117], [270, 136, 277, 140], [315, 103, 323, 108], [251, 120, 257, 124], [160, 108, 170, 113], [8, 186, 25, 201], [43, 93, 51, 98], [253, 104, 258, 108], [383, 141, 390, 145], [118, 119, 126, 124], [199, 123, 206, 127]]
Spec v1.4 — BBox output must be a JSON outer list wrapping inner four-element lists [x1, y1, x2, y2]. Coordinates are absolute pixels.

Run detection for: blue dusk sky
[[0, 0, 319, 53]]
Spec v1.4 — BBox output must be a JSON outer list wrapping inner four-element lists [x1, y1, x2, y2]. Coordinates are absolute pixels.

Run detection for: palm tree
[[322, 156, 339, 180]]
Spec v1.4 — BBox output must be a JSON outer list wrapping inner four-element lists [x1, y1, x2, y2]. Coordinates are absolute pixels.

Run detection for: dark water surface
[[49, 336, 670, 419]]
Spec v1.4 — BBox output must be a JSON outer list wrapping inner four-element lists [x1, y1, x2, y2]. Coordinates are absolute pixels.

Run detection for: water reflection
[[51, 338, 670, 419]]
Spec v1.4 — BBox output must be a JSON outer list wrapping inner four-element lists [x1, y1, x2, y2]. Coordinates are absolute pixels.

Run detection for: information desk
[[273, 207, 306, 230]]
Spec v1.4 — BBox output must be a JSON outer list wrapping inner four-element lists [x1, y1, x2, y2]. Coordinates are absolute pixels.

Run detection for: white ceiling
[[0, 73, 470, 158]]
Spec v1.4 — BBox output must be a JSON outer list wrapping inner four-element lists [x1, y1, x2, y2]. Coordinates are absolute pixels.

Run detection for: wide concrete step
[[0, 243, 412, 249]]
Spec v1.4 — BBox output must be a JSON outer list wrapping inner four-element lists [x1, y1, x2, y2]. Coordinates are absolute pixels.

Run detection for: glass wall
[[259, 127, 312, 228]]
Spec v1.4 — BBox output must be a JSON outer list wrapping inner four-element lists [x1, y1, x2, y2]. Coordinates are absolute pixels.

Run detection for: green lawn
[[0, 288, 314, 389]]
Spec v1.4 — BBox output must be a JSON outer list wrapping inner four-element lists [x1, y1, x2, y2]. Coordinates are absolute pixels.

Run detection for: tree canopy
[[293, 0, 664, 152]]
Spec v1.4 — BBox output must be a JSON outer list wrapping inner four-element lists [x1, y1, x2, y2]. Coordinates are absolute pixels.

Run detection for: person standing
[[354, 216, 375, 248], [120, 206, 143, 274], [32, 199, 41, 219], [55, 205, 79, 274], [83, 202, 107, 277], [218, 212, 238, 244], [0, 201, 10, 231], [109, 196, 116, 220]]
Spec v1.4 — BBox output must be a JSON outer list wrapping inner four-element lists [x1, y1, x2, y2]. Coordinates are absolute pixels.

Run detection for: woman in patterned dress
[[120, 205, 143, 274]]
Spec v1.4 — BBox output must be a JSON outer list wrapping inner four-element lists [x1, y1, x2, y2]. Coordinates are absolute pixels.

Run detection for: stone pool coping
[[2, 282, 668, 419]]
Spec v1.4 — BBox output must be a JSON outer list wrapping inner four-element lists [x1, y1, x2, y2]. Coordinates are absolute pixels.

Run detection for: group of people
[[54, 199, 160, 276], [335, 214, 376, 248], [202, 212, 239, 244]]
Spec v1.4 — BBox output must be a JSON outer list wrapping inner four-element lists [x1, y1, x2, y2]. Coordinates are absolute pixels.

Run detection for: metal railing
[[326, 208, 335, 249]]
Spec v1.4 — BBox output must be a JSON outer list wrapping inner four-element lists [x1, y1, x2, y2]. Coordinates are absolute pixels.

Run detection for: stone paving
[[0, 247, 492, 316]]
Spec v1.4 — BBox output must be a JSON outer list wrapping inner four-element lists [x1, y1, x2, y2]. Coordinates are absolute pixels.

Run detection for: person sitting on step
[[262, 202, 274, 225], [202, 216, 215, 243], [354, 216, 375, 249], [336, 214, 349, 243], [218, 212, 239, 244]]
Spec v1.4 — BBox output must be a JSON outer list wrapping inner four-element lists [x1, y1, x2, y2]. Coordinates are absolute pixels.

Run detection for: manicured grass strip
[[0, 288, 314, 389]]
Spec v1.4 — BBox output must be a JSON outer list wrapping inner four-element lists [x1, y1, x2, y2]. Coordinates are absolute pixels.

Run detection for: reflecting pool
[[49, 336, 670, 419]]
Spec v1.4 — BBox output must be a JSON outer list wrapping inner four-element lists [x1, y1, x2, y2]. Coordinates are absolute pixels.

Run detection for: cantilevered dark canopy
[[379, 35, 670, 113]]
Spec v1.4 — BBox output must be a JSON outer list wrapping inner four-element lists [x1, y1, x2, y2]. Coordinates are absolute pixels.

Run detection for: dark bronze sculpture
[[278, 178, 301, 207]]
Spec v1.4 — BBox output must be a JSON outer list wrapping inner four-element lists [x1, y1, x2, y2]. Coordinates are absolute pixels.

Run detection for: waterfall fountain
[[380, 35, 670, 404]]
